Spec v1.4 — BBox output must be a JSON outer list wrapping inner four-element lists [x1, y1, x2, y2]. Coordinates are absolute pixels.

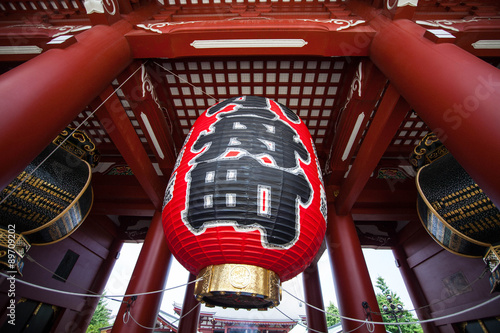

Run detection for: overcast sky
[[104, 242, 415, 326]]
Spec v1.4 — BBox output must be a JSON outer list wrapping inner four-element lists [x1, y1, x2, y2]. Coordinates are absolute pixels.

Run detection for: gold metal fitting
[[484, 245, 500, 272], [194, 264, 281, 310]]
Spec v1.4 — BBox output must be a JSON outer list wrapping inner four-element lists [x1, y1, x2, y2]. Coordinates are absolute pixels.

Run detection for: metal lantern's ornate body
[[162, 96, 327, 309], [411, 133, 500, 292], [0, 128, 96, 274]]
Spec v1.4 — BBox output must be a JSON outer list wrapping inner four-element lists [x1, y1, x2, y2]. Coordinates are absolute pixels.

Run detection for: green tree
[[86, 297, 112, 333], [375, 276, 423, 333], [325, 301, 341, 327]]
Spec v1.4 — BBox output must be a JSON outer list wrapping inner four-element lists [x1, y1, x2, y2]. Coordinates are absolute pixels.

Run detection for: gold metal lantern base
[[194, 264, 281, 310]]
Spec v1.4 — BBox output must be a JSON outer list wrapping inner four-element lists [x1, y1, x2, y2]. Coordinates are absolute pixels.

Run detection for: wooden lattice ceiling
[[69, 56, 433, 183]]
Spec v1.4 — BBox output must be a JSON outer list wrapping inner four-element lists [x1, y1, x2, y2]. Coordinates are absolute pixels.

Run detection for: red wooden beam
[[94, 86, 167, 210], [117, 62, 177, 174], [126, 20, 376, 58], [148, 62, 186, 152], [370, 19, 500, 207], [92, 175, 156, 216], [335, 84, 410, 215], [0, 23, 132, 191], [326, 59, 387, 185]]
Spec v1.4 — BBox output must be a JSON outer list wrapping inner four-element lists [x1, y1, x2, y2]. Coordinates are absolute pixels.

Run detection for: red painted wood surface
[[335, 84, 410, 215], [95, 86, 167, 210], [177, 273, 202, 333], [303, 261, 328, 333], [326, 204, 385, 333], [370, 19, 500, 207], [112, 211, 172, 333], [0, 22, 132, 191]]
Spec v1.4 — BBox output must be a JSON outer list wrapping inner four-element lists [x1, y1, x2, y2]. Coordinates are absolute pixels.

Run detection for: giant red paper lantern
[[162, 96, 327, 309]]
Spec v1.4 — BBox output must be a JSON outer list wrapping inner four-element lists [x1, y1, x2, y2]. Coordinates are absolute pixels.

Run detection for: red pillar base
[[302, 262, 328, 333], [326, 203, 385, 333], [111, 211, 172, 333]]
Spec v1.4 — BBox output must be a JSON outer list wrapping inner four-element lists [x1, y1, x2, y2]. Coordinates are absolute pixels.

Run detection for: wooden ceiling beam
[[335, 84, 411, 215], [91, 201, 156, 217], [94, 86, 167, 210], [351, 207, 417, 222], [116, 61, 177, 177], [327, 177, 418, 221], [148, 62, 186, 152], [126, 20, 376, 58], [0, 23, 132, 190], [326, 59, 387, 185]]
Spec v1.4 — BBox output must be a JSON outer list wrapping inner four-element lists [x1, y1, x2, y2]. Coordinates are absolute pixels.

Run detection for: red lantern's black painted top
[[162, 96, 326, 281]]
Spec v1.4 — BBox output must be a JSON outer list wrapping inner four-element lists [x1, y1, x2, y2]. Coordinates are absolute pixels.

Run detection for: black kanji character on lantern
[[193, 103, 309, 169], [184, 96, 312, 247]]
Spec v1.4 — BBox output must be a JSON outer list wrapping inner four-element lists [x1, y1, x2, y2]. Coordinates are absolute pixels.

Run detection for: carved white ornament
[[84, 0, 117, 15], [342, 113, 365, 162], [141, 64, 163, 113], [416, 18, 482, 32], [140, 65, 166, 159], [7, 24, 91, 37], [343, 62, 363, 110], [141, 63, 174, 135], [299, 19, 366, 31], [137, 19, 366, 34], [387, 0, 418, 11], [137, 21, 198, 34], [103, 0, 117, 15]]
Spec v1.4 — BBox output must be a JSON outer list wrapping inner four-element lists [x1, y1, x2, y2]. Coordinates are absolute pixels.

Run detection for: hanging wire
[[280, 285, 500, 326], [125, 298, 201, 329], [26, 255, 97, 294], [275, 306, 366, 333], [275, 307, 324, 333], [0, 62, 145, 206], [169, 301, 202, 326], [0, 271, 201, 300], [370, 263, 490, 316], [2, 264, 498, 329]]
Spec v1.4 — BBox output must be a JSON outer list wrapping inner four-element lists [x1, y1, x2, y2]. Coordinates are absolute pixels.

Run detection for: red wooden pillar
[[392, 245, 439, 333], [0, 21, 133, 191], [111, 211, 172, 333], [302, 261, 328, 333], [177, 273, 201, 333], [326, 203, 385, 333], [370, 19, 500, 207]]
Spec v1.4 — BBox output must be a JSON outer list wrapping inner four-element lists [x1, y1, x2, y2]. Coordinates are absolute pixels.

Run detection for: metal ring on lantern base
[[194, 264, 281, 310]]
